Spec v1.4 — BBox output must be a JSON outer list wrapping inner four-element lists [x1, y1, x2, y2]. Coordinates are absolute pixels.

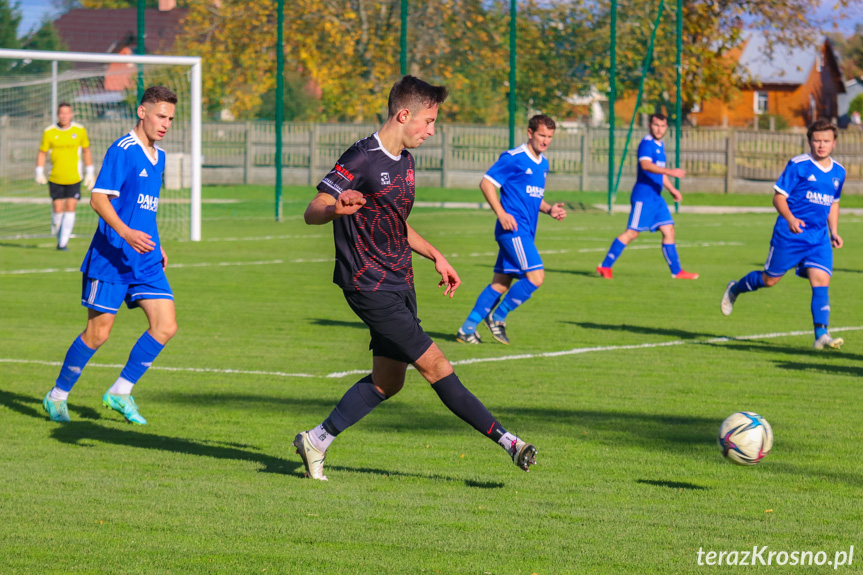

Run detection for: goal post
[[0, 49, 202, 241]]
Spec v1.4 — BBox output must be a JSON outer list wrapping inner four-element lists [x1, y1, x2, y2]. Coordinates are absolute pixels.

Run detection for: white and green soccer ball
[[718, 411, 773, 466]]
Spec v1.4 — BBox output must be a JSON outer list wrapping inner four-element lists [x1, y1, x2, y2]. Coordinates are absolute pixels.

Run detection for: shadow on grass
[[567, 321, 724, 340], [545, 268, 599, 278], [310, 317, 452, 342], [702, 340, 863, 363], [772, 360, 863, 377], [636, 479, 708, 491], [0, 242, 40, 249], [0, 389, 101, 421], [327, 465, 504, 488]]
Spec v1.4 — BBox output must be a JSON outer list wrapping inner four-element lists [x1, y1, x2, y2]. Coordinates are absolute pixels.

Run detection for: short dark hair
[[528, 114, 556, 132], [57, 102, 72, 112], [140, 85, 178, 106], [807, 118, 837, 141], [649, 113, 667, 123], [387, 75, 448, 118]]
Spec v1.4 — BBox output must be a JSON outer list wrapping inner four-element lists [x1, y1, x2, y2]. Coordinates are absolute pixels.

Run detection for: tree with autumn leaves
[[169, 0, 858, 124]]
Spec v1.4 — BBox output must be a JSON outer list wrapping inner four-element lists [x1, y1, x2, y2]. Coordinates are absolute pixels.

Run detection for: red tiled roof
[[54, 8, 189, 55]]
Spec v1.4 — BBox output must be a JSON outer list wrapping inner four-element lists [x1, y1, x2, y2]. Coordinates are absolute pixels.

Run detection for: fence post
[[244, 121, 253, 185], [580, 127, 590, 192], [440, 124, 448, 188], [725, 129, 736, 194], [309, 123, 320, 186], [0, 117, 7, 185]]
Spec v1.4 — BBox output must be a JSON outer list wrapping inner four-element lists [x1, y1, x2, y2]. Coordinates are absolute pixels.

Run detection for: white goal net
[[0, 49, 201, 241]]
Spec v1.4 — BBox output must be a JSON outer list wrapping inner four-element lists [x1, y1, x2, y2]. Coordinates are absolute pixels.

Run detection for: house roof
[[54, 8, 189, 55], [738, 31, 822, 85]]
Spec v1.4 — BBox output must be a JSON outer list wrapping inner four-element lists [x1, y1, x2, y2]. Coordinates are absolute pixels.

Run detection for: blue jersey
[[484, 143, 549, 239], [633, 135, 665, 197], [773, 154, 844, 240], [80, 130, 166, 283]]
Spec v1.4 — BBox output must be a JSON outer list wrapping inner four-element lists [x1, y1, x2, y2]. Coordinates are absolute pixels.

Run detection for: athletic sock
[[51, 212, 63, 237], [731, 270, 766, 296], [601, 238, 626, 268], [55, 335, 98, 393], [461, 285, 503, 334], [48, 387, 70, 401], [491, 280, 539, 322], [432, 372, 509, 445], [58, 212, 76, 248], [321, 375, 387, 438], [811, 286, 830, 338], [661, 243, 682, 275], [113, 331, 165, 391], [308, 423, 337, 452]]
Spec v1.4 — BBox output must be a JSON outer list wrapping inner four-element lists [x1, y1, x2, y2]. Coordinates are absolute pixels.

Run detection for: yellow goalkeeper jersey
[[39, 122, 91, 185]]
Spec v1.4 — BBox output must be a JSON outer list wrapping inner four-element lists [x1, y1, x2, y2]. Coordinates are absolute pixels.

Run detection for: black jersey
[[317, 133, 417, 292]]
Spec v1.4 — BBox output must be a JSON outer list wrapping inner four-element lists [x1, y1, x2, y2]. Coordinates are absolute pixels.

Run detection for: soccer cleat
[[456, 329, 482, 344], [596, 266, 613, 279], [42, 392, 71, 422], [720, 281, 737, 316], [483, 316, 510, 345], [102, 392, 147, 425], [293, 431, 328, 481], [56, 245, 69, 252], [510, 440, 537, 472], [813, 334, 844, 350], [673, 270, 699, 280]]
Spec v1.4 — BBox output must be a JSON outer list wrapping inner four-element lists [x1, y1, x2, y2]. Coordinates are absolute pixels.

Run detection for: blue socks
[[811, 286, 830, 338], [461, 285, 503, 334], [492, 280, 539, 322], [432, 373, 507, 443], [661, 243, 682, 275], [731, 270, 766, 296], [601, 239, 626, 268], [55, 336, 98, 392], [119, 331, 165, 384], [324, 375, 387, 435]]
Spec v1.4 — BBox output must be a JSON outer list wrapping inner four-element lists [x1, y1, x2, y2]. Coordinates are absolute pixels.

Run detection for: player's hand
[[35, 167, 48, 185], [831, 233, 843, 249], [549, 202, 566, 221], [123, 229, 156, 253], [161, 246, 168, 269], [499, 212, 518, 232], [434, 257, 461, 298], [668, 167, 686, 179], [786, 218, 805, 234], [669, 188, 682, 202], [83, 166, 96, 190], [334, 190, 366, 216]]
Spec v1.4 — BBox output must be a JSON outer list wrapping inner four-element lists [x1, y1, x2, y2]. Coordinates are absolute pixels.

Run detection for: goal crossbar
[[0, 48, 203, 241]]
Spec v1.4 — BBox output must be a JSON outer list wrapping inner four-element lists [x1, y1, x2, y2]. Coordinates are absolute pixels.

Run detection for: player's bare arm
[[773, 192, 805, 234], [640, 159, 685, 180], [828, 201, 842, 248], [304, 191, 366, 225], [662, 175, 682, 202], [480, 177, 517, 232], [540, 200, 566, 221], [406, 222, 461, 297], [90, 193, 155, 253]]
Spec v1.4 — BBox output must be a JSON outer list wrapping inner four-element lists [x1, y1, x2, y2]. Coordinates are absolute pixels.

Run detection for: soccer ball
[[718, 411, 773, 465]]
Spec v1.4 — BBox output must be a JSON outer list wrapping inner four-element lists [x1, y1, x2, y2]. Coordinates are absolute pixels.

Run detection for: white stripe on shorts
[[88, 279, 99, 305], [631, 201, 643, 229], [512, 236, 528, 270]]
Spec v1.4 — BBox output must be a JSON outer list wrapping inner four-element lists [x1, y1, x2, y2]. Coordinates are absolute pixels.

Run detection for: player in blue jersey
[[720, 119, 846, 350], [294, 76, 537, 481], [456, 114, 566, 345], [42, 86, 179, 424], [596, 113, 698, 280]]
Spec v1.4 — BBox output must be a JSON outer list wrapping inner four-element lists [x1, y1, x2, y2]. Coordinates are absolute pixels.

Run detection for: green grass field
[[2, 185, 862, 574]]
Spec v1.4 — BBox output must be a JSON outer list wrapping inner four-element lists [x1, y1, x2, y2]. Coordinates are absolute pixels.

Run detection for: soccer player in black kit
[[295, 75, 537, 481]]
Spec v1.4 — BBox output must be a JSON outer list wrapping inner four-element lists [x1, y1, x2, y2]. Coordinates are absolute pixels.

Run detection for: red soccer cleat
[[673, 270, 699, 280], [596, 266, 613, 279]]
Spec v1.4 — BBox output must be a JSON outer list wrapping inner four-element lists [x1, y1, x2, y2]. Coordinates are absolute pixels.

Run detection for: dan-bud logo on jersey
[[137, 193, 159, 212]]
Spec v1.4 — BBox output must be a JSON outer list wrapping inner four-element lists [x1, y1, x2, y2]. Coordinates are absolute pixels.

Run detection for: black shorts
[[343, 289, 434, 364], [49, 182, 81, 201]]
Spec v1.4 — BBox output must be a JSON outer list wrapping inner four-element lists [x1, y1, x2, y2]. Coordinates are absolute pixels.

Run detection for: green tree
[[849, 93, 863, 116], [18, 20, 69, 74]]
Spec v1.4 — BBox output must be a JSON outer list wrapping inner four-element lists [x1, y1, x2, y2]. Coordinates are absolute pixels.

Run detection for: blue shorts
[[494, 233, 543, 277], [81, 273, 174, 314], [628, 193, 674, 232], [764, 233, 833, 278]]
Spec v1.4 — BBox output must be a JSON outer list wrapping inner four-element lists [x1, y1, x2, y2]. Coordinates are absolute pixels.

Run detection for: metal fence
[[3, 120, 862, 193]]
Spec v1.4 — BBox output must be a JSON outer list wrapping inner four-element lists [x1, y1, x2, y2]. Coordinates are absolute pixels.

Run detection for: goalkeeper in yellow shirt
[[35, 102, 95, 250]]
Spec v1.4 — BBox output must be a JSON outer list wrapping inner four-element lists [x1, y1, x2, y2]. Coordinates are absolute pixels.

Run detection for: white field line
[[4, 326, 862, 381], [0, 241, 740, 275]]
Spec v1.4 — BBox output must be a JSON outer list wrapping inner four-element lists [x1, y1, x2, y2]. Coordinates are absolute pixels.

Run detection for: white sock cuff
[[108, 376, 135, 396]]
